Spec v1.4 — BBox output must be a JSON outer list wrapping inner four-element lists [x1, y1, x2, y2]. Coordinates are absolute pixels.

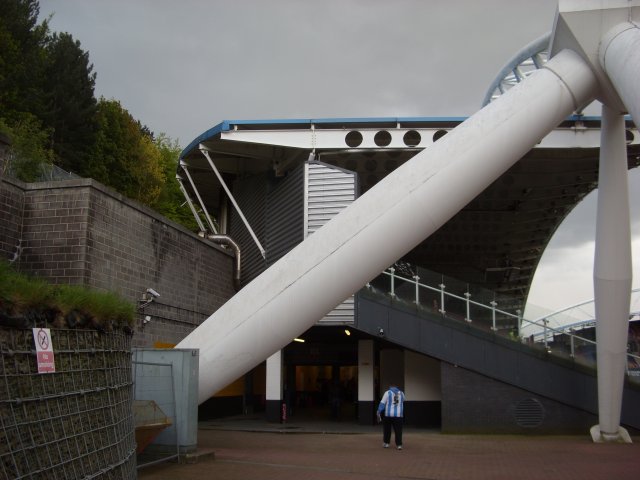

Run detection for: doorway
[[288, 365, 358, 421]]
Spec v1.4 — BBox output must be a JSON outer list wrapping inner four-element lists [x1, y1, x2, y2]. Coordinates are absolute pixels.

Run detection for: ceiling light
[[344, 329, 351, 336], [293, 338, 305, 343]]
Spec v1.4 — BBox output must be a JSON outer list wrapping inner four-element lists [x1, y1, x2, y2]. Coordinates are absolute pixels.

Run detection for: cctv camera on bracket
[[146, 288, 160, 298]]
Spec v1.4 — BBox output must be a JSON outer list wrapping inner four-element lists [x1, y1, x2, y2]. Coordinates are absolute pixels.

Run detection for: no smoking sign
[[33, 328, 56, 373]]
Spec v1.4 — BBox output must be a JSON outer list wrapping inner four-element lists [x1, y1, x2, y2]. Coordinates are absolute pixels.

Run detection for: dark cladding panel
[[265, 163, 305, 266], [230, 175, 268, 286], [230, 164, 305, 286]]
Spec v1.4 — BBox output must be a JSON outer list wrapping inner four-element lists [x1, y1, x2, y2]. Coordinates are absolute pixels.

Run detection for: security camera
[[146, 288, 160, 298], [378, 327, 384, 336]]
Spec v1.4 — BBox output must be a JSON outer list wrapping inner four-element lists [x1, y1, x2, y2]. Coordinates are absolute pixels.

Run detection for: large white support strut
[[176, 49, 598, 404], [591, 105, 633, 443], [589, 20, 640, 444]]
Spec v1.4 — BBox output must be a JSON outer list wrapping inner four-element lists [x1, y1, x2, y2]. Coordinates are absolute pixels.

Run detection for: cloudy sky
[[38, 0, 639, 318]]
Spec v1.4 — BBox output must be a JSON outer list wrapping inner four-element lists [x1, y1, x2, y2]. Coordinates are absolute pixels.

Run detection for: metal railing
[[366, 264, 640, 383]]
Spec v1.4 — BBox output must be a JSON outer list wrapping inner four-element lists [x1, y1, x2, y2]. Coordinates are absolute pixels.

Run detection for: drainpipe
[[207, 234, 242, 291]]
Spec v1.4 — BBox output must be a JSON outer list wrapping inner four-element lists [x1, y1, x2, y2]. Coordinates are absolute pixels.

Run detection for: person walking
[[377, 384, 405, 450]]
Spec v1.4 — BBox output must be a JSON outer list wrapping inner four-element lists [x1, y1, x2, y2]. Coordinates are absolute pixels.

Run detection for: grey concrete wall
[[0, 177, 235, 348], [440, 362, 597, 434]]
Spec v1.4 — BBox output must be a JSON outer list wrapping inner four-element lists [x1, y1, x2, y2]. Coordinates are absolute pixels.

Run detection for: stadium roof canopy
[[178, 115, 640, 310]]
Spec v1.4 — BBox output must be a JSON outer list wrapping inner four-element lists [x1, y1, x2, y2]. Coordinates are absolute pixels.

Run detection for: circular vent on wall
[[514, 398, 545, 428]]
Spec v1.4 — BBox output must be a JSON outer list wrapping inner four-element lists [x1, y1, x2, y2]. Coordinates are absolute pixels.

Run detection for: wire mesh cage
[[0, 327, 136, 480]]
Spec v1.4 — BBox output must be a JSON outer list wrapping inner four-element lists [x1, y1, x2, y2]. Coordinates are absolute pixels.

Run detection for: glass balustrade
[[363, 262, 640, 385]]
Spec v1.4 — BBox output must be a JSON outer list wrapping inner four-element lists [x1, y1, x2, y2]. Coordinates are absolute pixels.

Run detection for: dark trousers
[[382, 416, 403, 446]]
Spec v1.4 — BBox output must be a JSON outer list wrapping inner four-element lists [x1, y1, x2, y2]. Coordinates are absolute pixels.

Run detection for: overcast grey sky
[[38, 0, 639, 316]]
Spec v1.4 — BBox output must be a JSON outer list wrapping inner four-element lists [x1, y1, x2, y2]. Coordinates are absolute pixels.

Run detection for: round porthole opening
[[345, 130, 363, 148], [433, 130, 448, 142], [374, 130, 392, 147], [625, 129, 634, 144], [403, 130, 421, 147]]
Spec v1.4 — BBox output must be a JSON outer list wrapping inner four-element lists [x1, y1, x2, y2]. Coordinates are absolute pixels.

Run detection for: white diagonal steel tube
[[181, 164, 218, 234], [177, 49, 599, 404], [200, 147, 266, 259]]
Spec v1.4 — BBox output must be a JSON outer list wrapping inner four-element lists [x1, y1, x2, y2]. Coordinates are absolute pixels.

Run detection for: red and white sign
[[33, 328, 56, 373]]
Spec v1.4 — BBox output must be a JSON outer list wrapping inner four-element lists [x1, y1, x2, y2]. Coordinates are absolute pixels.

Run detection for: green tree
[[42, 31, 98, 175], [0, 0, 49, 122], [0, 0, 197, 231], [92, 98, 164, 205], [0, 0, 52, 180], [0, 114, 54, 181], [151, 134, 200, 231]]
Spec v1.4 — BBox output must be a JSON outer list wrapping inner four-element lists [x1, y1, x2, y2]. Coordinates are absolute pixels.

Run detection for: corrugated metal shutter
[[307, 162, 357, 324]]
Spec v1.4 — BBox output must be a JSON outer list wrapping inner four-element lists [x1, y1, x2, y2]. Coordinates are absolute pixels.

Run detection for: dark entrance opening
[[283, 326, 360, 422]]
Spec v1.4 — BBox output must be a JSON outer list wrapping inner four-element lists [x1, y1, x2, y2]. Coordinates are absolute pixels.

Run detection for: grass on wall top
[[0, 260, 135, 332]]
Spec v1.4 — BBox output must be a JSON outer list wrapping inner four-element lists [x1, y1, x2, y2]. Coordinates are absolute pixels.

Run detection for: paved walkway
[[138, 415, 640, 480]]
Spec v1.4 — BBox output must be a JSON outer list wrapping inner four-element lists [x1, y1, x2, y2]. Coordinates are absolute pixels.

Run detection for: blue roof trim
[[219, 116, 470, 126], [180, 116, 470, 159], [180, 122, 226, 159], [180, 114, 618, 159]]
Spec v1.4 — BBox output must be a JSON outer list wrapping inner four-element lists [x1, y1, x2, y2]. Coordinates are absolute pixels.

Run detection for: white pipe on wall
[[176, 49, 599, 404]]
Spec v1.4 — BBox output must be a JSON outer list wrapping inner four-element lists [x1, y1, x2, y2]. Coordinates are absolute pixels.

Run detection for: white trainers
[[397, 445, 402, 450], [383, 443, 389, 448]]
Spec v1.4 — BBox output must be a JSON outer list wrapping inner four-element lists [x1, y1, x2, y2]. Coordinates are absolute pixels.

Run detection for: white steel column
[[357, 339, 375, 424], [177, 49, 599, 404], [265, 351, 283, 421], [590, 104, 633, 443], [357, 340, 374, 403]]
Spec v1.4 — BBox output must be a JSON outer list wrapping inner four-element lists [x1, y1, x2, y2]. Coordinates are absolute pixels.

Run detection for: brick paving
[[138, 420, 640, 480]]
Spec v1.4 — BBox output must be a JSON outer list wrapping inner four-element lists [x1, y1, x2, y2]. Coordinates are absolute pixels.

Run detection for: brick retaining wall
[[0, 176, 235, 347]]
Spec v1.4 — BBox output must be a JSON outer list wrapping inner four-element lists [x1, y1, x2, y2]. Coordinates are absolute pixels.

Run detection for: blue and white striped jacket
[[377, 387, 405, 417]]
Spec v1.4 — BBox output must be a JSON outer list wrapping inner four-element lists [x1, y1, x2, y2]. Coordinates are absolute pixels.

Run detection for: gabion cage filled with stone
[[0, 327, 136, 479]]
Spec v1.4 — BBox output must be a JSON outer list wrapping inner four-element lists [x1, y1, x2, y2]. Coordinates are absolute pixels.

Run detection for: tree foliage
[[0, 0, 49, 122], [0, 114, 54, 181], [42, 31, 98, 175], [0, 0, 198, 231], [92, 98, 164, 205], [151, 134, 200, 230]]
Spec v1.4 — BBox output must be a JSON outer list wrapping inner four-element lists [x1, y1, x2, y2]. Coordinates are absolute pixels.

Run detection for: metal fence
[[0, 328, 136, 479], [366, 264, 640, 384]]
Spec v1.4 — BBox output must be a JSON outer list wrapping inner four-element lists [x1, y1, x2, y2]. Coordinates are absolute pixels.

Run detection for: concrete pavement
[[137, 415, 640, 480]]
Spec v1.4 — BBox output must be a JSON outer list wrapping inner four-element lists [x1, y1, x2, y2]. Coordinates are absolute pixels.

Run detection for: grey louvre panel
[[230, 175, 267, 286], [265, 163, 305, 266], [307, 162, 357, 323], [230, 164, 305, 287]]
